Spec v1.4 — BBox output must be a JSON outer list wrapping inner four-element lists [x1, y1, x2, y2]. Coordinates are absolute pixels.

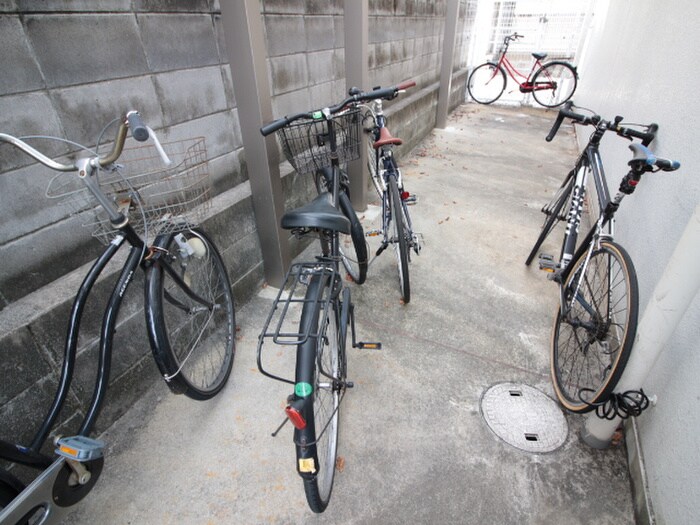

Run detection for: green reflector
[[312, 111, 323, 120], [295, 382, 313, 397]]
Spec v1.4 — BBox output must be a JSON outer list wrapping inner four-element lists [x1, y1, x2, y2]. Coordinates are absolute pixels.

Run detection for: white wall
[[575, 1, 700, 524]]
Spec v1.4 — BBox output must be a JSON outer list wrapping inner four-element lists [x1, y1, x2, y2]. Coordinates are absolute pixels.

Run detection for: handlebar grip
[[126, 111, 149, 142], [545, 101, 572, 142], [260, 117, 290, 136], [396, 80, 416, 91]]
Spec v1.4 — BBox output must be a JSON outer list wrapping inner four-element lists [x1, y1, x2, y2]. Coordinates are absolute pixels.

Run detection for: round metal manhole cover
[[480, 382, 568, 453]]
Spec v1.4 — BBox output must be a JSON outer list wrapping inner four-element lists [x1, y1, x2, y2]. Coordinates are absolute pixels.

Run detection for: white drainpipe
[[582, 201, 700, 448]]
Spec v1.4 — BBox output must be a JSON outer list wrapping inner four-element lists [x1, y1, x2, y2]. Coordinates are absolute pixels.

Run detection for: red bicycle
[[467, 32, 577, 108]]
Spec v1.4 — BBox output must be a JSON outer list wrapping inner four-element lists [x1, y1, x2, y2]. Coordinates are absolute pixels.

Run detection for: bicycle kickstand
[[350, 303, 382, 350]]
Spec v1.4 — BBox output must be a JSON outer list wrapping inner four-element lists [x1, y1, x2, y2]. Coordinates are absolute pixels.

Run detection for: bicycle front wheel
[[298, 275, 344, 513], [313, 168, 368, 284], [467, 62, 506, 104], [145, 228, 235, 400], [338, 191, 368, 284], [532, 61, 577, 108], [551, 241, 638, 413], [388, 175, 410, 303]]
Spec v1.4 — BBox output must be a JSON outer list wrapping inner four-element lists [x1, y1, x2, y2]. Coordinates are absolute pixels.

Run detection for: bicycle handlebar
[[0, 110, 150, 171], [545, 101, 658, 146], [260, 80, 416, 137]]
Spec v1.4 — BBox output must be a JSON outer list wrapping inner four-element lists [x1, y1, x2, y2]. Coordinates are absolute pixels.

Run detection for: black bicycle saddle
[[281, 192, 351, 234]]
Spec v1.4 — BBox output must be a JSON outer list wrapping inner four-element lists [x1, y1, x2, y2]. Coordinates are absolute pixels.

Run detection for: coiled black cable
[[579, 388, 650, 420]]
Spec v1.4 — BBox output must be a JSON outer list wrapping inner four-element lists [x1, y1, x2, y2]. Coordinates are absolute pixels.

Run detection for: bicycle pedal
[[356, 341, 382, 350], [403, 195, 418, 205], [538, 253, 557, 273], [55, 436, 105, 462], [346, 381, 355, 389], [365, 229, 382, 237]]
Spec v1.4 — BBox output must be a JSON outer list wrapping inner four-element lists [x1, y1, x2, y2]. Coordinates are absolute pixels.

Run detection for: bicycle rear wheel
[[532, 61, 577, 108], [551, 241, 638, 413], [388, 174, 410, 303], [297, 274, 344, 513], [525, 170, 576, 266], [467, 62, 506, 104], [145, 228, 235, 400]]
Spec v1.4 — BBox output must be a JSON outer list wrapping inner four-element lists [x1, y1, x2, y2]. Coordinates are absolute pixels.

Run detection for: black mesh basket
[[275, 108, 362, 175]]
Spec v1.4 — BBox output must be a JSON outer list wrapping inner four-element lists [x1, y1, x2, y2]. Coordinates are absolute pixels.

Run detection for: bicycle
[[525, 101, 680, 413], [0, 112, 235, 524], [361, 81, 422, 303], [467, 32, 577, 107], [257, 86, 413, 513]]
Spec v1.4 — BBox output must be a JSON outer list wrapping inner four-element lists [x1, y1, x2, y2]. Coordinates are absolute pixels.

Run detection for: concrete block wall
[[1, 0, 473, 477]]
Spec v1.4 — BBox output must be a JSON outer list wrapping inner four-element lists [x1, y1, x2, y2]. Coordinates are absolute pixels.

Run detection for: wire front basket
[[275, 107, 362, 175], [48, 137, 210, 244]]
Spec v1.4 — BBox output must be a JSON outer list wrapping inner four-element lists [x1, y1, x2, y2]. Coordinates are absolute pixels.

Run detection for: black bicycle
[[257, 86, 417, 513], [361, 80, 422, 303], [526, 101, 680, 413], [0, 112, 235, 524]]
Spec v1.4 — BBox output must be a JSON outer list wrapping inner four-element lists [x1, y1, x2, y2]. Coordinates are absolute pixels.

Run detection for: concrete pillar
[[582, 202, 700, 448], [437, 0, 460, 128], [344, 0, 369, 210], [220, 0, 290, 287]]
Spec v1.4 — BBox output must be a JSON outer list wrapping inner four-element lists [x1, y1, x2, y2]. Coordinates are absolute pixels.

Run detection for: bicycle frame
[[492, 36, 558, 93], [365, 101, 418, 254], [497, 53, 543, 86], [559, 144, 612, 271]]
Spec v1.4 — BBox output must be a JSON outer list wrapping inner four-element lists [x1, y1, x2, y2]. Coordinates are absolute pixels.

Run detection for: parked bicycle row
[[0, 81, 422, 521], [0, 69, 680, 520]]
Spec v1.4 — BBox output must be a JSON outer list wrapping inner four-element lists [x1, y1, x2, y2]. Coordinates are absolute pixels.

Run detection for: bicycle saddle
[[532, 52, 547, 60], [281, 192, 351, 234], [373, 127, 403, 148]]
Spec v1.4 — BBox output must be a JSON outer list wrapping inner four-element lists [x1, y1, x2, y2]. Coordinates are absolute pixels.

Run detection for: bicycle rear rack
[[256, 262, 338, 385]]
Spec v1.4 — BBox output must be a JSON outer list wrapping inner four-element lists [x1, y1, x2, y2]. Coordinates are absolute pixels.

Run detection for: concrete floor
[[63, 104, 635, 524]]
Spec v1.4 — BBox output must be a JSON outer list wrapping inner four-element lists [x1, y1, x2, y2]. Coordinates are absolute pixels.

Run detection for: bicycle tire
[[388, 174, 410, 303], [467, 62, 506, 105], [551, 241, 638, 413], [145, 227, 235, 400], [313, 169, 368, 284], [525, 172, 576, 266], [366, 131, 383, 200], [532, 61, 577, 108], [296, 274, 344, 513]]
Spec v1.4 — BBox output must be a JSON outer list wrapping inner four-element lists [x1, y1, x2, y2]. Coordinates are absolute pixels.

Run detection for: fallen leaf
[[336, 456, 346, 472]]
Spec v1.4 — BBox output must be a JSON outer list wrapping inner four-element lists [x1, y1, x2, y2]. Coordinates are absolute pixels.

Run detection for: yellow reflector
[[59, 445, 79, 458], [363, 343, 380, 349], [298, 458, 316, 474]]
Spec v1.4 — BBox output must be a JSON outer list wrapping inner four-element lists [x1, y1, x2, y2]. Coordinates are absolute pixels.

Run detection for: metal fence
[[463, 0, 597, 105]]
